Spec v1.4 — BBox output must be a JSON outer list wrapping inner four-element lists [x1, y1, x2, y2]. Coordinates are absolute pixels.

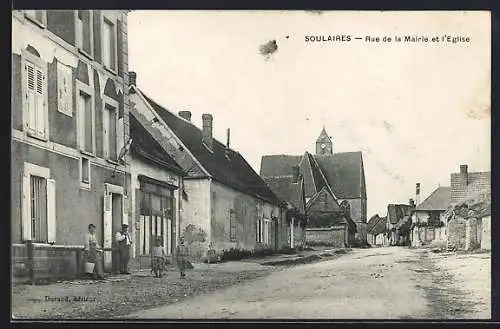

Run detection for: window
[[25, 10, 46, 27], [23, 56, 47, 140], [263, 219, 271, 245], [30, 175, 47, 242], [102, 17, 117, 71], [229, 210, 236, 242], [22, 163, 56, 244], [80, 157, 91, 188], [57, 62, 73, 116], [77, 89, 94, 154], [256, 218, 271, 245], [77, 10, 93, 58], [103, 102, 118, 160]]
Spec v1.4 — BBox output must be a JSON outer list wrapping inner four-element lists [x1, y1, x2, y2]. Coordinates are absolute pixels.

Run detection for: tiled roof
[[450, 171, 490, 202], [387, 204, 411, 224], [314, 152, 364, 199], [260, 151, 365, 199], [367, 215, 387, 235], [415, 186, 451, 211], [140, 91, 280, 204], [263, 176, 305, 214], [130, 113, 185, 175]]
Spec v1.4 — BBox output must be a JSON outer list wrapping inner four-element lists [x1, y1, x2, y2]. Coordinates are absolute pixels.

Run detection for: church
[[260, 128, 368, 246]]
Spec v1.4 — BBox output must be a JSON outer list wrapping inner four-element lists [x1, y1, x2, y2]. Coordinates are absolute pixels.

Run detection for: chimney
[[178, 111, 192, 121], [226, 128, 230, 148], [415, 183, 421, 205], [292, 165, 300, 183], [202, 113, 213, 150], [129, 71, 137, 87], [460, 164, 468, 185], [409, 198, 415, 208]]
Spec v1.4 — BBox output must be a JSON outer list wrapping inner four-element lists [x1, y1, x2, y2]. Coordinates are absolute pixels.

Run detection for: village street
[[126, 247, 491, 320]]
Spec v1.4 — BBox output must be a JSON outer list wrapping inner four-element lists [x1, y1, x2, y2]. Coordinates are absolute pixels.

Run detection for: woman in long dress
[[84, 224, 105, 280]]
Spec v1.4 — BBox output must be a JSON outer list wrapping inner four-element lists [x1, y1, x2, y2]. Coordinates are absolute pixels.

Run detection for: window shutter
[[21, 173, 31, 241], [46, 178, 56, 244], [35, 67, 46, 137], [103, 192, 113, 269], [122, 194, 128, 225], [25, 63, 36, 134], [102, 107, 109, 158]]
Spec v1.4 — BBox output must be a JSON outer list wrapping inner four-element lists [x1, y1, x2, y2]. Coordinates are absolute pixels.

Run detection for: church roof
[[317, 127, 332, 143], [260, 151, 365, 199]]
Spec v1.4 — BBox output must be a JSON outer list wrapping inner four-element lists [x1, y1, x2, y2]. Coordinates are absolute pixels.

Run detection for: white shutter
[[103, 21, 110, 67], [35, 67, 46, 137], [122, 194, 128, 225], [46, 179, 56, 244], [102, 107, 109, 157], [103, 192, 113, 270], [21, 173, 31, 241], [25, 63, 36, 134]]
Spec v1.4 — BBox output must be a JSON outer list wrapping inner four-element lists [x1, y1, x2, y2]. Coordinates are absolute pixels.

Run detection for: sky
[[127, 10, 490, 217]]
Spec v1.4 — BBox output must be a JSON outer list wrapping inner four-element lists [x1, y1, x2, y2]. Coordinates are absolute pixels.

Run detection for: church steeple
[[316, 126, 333, 155]]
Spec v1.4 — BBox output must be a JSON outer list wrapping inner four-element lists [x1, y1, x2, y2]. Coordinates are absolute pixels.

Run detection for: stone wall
[[447, 216, 467, 250], [306, 226, 346, 248]]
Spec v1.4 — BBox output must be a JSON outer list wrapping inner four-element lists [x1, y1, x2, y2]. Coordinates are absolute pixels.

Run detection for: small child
[[151, 238, 167, 278]]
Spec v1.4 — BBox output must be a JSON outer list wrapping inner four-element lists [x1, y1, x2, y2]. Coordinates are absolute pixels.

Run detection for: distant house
[[385, 203, 413, 246], [129, 113, 186, 267], [445, 164, 490, 251], [445, 191, 491, 251], [451, 164, 490, 203], [410, 186, 450, 247], [260, 127, 366, 246], [367, 214, 387, 246], [129, 75, 285, 260], [263, 168, 307, 250]]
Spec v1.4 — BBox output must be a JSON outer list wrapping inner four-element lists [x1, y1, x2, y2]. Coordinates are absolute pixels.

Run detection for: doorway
[[103, 183, 124, 273]]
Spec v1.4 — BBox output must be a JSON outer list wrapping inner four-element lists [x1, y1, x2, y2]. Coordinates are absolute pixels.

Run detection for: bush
[[219, 248, 253, 262], [305, 241, 338, 247]]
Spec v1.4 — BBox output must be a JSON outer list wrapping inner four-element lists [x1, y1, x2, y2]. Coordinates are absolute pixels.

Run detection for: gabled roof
[[138, 90, 280, 204], [263, 176, 306, 214], [314, 152, 364, 199], [416, 186, 451, 211], [367, 215, 387, 235], [260, 151, 365, 199], [387, 204, 412, 224], [129, 113, 185, 175]]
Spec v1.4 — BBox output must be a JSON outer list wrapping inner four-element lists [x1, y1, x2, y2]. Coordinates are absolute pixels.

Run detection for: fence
[[12, 241, 114, 284]]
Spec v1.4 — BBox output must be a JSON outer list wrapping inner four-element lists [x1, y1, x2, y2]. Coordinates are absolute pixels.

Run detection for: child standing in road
[[151, 238, 167, 278]]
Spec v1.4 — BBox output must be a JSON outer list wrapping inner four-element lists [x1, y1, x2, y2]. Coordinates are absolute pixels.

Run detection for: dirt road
[[126, 247, 490, 320]]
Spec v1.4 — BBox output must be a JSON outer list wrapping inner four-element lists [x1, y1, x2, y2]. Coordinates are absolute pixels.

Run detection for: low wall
[[306, 226, 346, 248], [12, 243, 84, 283]]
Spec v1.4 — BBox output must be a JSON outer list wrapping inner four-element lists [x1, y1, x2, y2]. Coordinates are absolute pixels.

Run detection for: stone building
[[128, 77, 285, 260], [260, 127, 367, 246], [129, 112, 186, 266], [11, 10, 132, 280]]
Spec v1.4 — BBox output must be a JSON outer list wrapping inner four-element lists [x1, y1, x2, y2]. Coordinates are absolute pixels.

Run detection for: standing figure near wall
[[84, 224, 105, 280], [115, 224, 132, 274]]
